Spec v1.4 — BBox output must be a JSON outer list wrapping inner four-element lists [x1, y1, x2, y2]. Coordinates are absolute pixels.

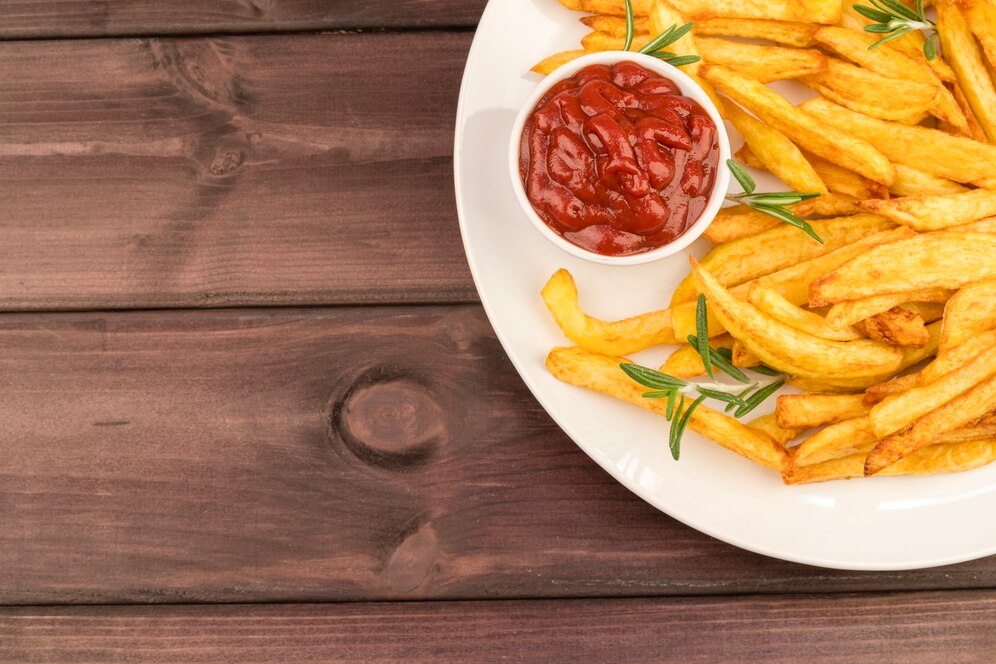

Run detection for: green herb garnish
[[725, 159, 824, 244], [620, 295, 785, 460], [622, 0, 700, 66], [853, 0, 938, 60]]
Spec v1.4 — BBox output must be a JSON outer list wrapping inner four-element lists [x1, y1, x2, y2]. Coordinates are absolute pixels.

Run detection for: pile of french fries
[[536, 0, 996, 483]]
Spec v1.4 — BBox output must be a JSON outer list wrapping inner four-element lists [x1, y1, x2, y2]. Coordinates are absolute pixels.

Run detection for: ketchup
[[519, 61, 720, 257]]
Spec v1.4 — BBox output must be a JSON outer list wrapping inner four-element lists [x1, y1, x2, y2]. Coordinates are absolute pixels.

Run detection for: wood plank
[[4, 592, 996, 662], [3, 305, 996, 605], [0, 32, 477, 310], [0, 1, 488, 38]]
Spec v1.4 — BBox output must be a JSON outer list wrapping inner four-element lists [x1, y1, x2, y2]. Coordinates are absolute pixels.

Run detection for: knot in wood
[[333, 370, 445, 468], [209, 149, 245, 176]]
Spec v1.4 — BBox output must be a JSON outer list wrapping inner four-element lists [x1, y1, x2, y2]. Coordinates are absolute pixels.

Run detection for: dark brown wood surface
[[5, 592, 996, 663], [3, 305, 996, 606], [0, 1, 487, 38], [0, 33, 476, 310], [2, 1, 994, 660]]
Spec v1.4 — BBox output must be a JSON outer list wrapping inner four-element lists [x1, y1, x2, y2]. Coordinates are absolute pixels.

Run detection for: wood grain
[[5, 592, 996, 662], [3, 305, 996, 605], [0, 0, 488, 38], [0, 32, 476, 310]]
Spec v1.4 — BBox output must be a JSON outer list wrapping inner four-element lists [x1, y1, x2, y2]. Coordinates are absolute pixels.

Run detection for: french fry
[[859, 189, 996, 231], [890, 164, 968, 197], [695, 17, 818, 47], [731, 339, 761, 368], [868, 343, 996, 439], [532, 50, 588, 76], [545, 346, 791, 470], [810, 233, 996, 307], [949, 217, 996, 233], [749, 413, 804, 447], [864, 373, 922, 406], [854, 307, 931, 348], [660, 335, 735, 378], [813, 27, 967, 132], [697, 38, 827, 83], [723, 103, 826, 193], [784, 438, 996, 484], [692, 259, 904, 379], [792, 193, 863, 216], [950, 77, 990, 143], [775, 393, 868, 429], [800, 58, 940, 125], [579, 14, 650, 36], [800, 97, 996, 187], [703, 196, 862, 244], [580, 31, 651, 52], [794, 416, 876, 466], [541, 269, 677, 355], [941, 280, 996, 352], [748, 283, 863, 342], [897, 301, 946, 325], [867, 373, 996, 475], [670, 214, 893, 305], [557, 0, 653, 16], [920, 329, 996, 386], [956, 0, 996, 72], [674, 0, 841, 24], [800, 151, 888, 200], [702, 65, 895, 185], [937, 2, 996, 142], [825, 289, 954, 329], [647, 1, 719, 107]]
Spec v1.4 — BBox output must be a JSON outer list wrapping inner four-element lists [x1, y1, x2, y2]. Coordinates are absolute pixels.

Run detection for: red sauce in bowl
[[519, 61, 720, 257]]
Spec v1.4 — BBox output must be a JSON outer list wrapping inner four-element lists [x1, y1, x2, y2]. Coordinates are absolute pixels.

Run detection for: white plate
[[453, 0, 996, 570]]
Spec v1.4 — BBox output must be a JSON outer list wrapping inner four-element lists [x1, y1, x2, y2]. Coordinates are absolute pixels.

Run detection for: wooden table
[[2, 3, 994, 661]]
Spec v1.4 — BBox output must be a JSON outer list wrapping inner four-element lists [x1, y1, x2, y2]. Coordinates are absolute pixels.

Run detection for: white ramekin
[[509, 50, 731, 266]]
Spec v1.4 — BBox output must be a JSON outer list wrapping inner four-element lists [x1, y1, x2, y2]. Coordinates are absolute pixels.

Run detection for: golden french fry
[[558, 0, 653, 15], [723, 102, 827, 193], [956, 0, 996, 72], [860, 189, 996, 232], [749, 413, 804, 447], [825, 289, 954, 329], [697, 37, 827, 83], [647, 1, 719, 107], [670, 214, 893, 306], [545, 346, 791, 470], [703, 197, 861, 244], [785, 438, 996, 484], [890, 164, 968, 197], [800, 58, 939, 125], [801, 151, 888, 200], [938, 3, 996, 142], [800, 97, 996, 187], [674, 0, 840, 24], [813, 26, 967, 132], [702, 65, 895, 185], [950, 79, 990, 143], [854, 307, 931, 349], [660, 335, 735, 378], [949, 217, 996, 233], [810, 233, 996, 307], [673, 227, 917, 339], [580, 31, 651, 52], [792, 193, 862, 216], [897, 301, 945, 325], [541, 269, 676, 355], [692, 258, 904, 379], [837, 2, 958, 84], [867, 373, 996, 475], [920, 329, 996, 386], [748, 283, 863, 341], [941, 281, 996, 352], [864, 373, 922, 405], [869, 343, 996, 439], [775, 392, 869, 429], [794, 416, 875, 466], [695, 17, 818, 47], [731, 339, 760, 368], [531, 50, 589, 76], [579, 14, 650, 36]]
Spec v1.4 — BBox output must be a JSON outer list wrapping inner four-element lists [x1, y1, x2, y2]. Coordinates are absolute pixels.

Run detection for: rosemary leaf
[[671, 395, 706, 460], [726, 159, 756, 195], [623, 0, 635, 51], [621, 363, 688, 389], [734, 380, 785, 417], [695, 295, 714, 380]]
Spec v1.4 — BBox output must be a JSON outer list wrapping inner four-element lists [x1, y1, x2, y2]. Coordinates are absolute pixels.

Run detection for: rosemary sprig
[[619, 295, 785, 460], [725, 159, 824, 244], [853, 0, 939, 60], [622, 0, 700, 66]]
